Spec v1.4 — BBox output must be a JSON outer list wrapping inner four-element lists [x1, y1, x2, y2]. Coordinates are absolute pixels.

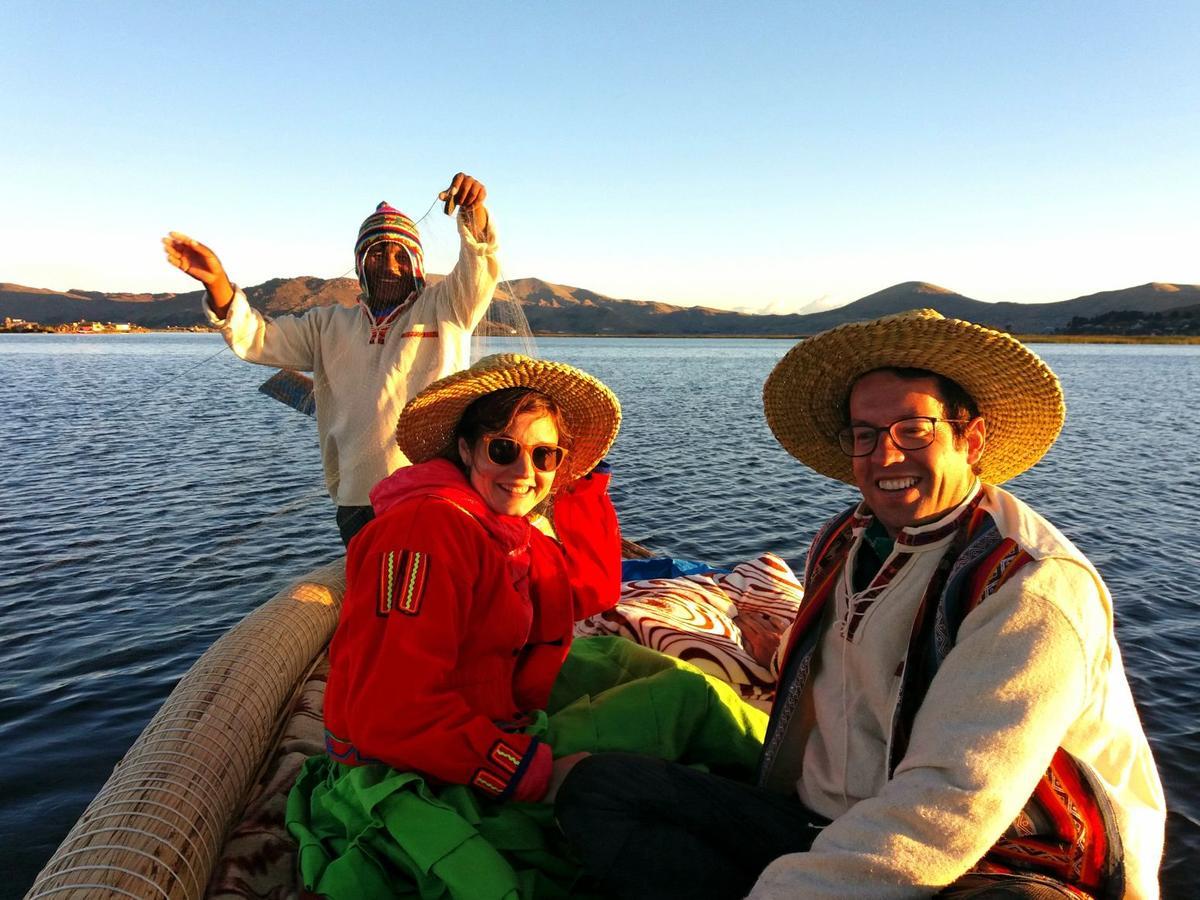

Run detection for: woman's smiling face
[[459, 410, 559, 517]]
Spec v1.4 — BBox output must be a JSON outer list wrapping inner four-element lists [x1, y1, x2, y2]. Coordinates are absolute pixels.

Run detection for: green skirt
[[286, 636, 768, 899]]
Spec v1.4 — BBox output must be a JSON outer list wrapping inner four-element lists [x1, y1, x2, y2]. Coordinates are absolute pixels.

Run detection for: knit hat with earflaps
[[355, 202, 425, 296], [762, 309, 1065, 485], [396, 354, 621, 487]]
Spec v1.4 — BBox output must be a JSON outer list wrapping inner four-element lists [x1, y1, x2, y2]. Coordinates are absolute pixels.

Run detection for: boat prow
[[28, 559, 346, 899]]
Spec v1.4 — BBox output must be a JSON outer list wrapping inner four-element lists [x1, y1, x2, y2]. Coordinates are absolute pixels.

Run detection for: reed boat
[[26, 540, 803, 899]]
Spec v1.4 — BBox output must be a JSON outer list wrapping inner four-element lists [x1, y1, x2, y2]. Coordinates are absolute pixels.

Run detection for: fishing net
[[416, 200, 537, 360], [473, 277, 538, 359]]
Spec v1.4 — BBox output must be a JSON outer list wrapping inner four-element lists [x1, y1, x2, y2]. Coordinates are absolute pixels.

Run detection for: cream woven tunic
[[204, 215, 499, 507], [751, 483, 1165, 899]]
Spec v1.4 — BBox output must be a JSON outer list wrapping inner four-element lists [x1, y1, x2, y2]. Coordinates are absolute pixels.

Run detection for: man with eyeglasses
[[555, 310, 1164, 899]]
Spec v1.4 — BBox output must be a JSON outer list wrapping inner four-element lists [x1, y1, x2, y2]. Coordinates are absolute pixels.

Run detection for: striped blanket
[[576, 553, 803, 710]]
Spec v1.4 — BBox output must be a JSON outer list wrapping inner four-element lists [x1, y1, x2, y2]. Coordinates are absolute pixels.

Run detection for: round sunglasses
[[482, 435, 568, 473]]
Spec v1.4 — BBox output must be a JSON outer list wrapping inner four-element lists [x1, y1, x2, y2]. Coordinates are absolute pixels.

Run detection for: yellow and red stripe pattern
[[470, 768, 508, 798], [488, 739, 525, 775], [467, 740, 537, 798], [378, 550, 431, 617]]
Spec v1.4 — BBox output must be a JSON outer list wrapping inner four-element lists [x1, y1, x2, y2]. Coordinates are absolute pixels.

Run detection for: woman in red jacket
[[289, 353, 763, 899], [321, 353, 623, 804]]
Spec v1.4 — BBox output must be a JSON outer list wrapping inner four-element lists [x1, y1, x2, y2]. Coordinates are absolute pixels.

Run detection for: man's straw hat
[[762, 309, 1065, 485], [396, 353, 621, 484]]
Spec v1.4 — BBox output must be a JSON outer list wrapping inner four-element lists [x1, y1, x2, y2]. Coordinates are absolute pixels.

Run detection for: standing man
[[163, 173, 499, 545], [555, 310, 1165, 898]]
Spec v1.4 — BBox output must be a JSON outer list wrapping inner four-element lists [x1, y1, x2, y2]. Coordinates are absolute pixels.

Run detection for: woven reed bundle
[[27, 558, 346, 900], [762, 309, 1065, 485]]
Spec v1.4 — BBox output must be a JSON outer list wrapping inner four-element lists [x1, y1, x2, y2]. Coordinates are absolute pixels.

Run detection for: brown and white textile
[[576, 553, 804, 710]]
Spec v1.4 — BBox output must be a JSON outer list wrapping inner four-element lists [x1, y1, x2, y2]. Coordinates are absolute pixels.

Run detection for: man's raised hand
[[439, 172, 487, 215], [162, 232, 235, 315]]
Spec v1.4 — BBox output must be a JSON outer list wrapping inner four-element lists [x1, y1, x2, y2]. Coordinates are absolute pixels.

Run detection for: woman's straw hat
[[762, 309, 1065, 485], [396, 353, 621, 484]]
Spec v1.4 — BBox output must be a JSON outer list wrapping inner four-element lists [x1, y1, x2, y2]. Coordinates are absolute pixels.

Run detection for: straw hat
[[396, 354, 621, 484], [762, 309, 1065, 485]]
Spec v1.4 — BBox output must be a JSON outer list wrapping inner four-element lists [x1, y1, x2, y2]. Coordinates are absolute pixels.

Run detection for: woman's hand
[[162, 231, 235, 316]]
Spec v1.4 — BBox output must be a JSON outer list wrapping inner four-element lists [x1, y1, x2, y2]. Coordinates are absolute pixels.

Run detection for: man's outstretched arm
[[162, 231, 318, 370]]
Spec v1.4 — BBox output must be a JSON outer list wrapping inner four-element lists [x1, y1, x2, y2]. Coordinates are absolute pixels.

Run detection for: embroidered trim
[[362, 303, 405, 345], [983, 544, 1033, 602], [980, 751, 1112, 892], [379, 551, 396, 615], [759, 505, 856, 785], [470, 767, 508, 797], [895, 489, 985, 547], [378, 550, 429, 616], [488, 739, 525, 775], [500, 738, 545, 802], [398, 551, 428, 615]]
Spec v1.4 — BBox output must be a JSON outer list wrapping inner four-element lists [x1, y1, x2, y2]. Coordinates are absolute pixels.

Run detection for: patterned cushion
[[575, 553, 804, 709]]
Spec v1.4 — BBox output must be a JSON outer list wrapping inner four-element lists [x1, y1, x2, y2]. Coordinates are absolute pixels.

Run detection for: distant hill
[[0, 278, 365, 328], [1062, 302, 1200, 336], [500, 278, 1200, 335], [0, 282, 205, 327], [1014, 283, 1200, 333], [3, 277, 1199, 335]]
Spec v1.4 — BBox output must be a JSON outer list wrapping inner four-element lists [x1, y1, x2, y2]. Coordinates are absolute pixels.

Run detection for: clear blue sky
[[2, 0, 1197, 312]]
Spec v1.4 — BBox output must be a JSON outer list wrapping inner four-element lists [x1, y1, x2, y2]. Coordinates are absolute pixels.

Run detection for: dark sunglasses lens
[[531, 446, 564, 472], [486, 438, 520, 466]]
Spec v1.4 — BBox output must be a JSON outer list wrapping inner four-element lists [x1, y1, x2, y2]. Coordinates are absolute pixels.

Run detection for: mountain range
[[3, 277, 1199, 335]]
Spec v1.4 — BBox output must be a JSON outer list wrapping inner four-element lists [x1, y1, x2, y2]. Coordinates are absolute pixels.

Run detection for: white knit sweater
[[204, 214, 499, 506], [750, 483, 1165, 899]]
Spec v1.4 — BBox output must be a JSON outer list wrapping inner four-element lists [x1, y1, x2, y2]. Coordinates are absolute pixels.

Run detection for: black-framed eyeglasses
[[837, 417, 968, 457], [482, 435, 568, 472]]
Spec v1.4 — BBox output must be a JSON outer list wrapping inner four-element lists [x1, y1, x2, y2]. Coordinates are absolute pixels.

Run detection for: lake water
[[1, 334, 1197, 897]]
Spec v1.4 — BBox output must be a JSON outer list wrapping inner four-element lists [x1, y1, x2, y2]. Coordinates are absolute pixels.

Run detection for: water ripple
[[1, 335, 1196, 897]]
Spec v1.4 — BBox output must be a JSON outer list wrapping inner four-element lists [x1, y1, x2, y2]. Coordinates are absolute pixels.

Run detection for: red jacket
[[323, 458, 621, 801]]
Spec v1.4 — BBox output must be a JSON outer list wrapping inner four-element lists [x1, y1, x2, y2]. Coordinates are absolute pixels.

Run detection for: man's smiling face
[[362, 242, 416, 301], [848, 370, 985, 536]]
